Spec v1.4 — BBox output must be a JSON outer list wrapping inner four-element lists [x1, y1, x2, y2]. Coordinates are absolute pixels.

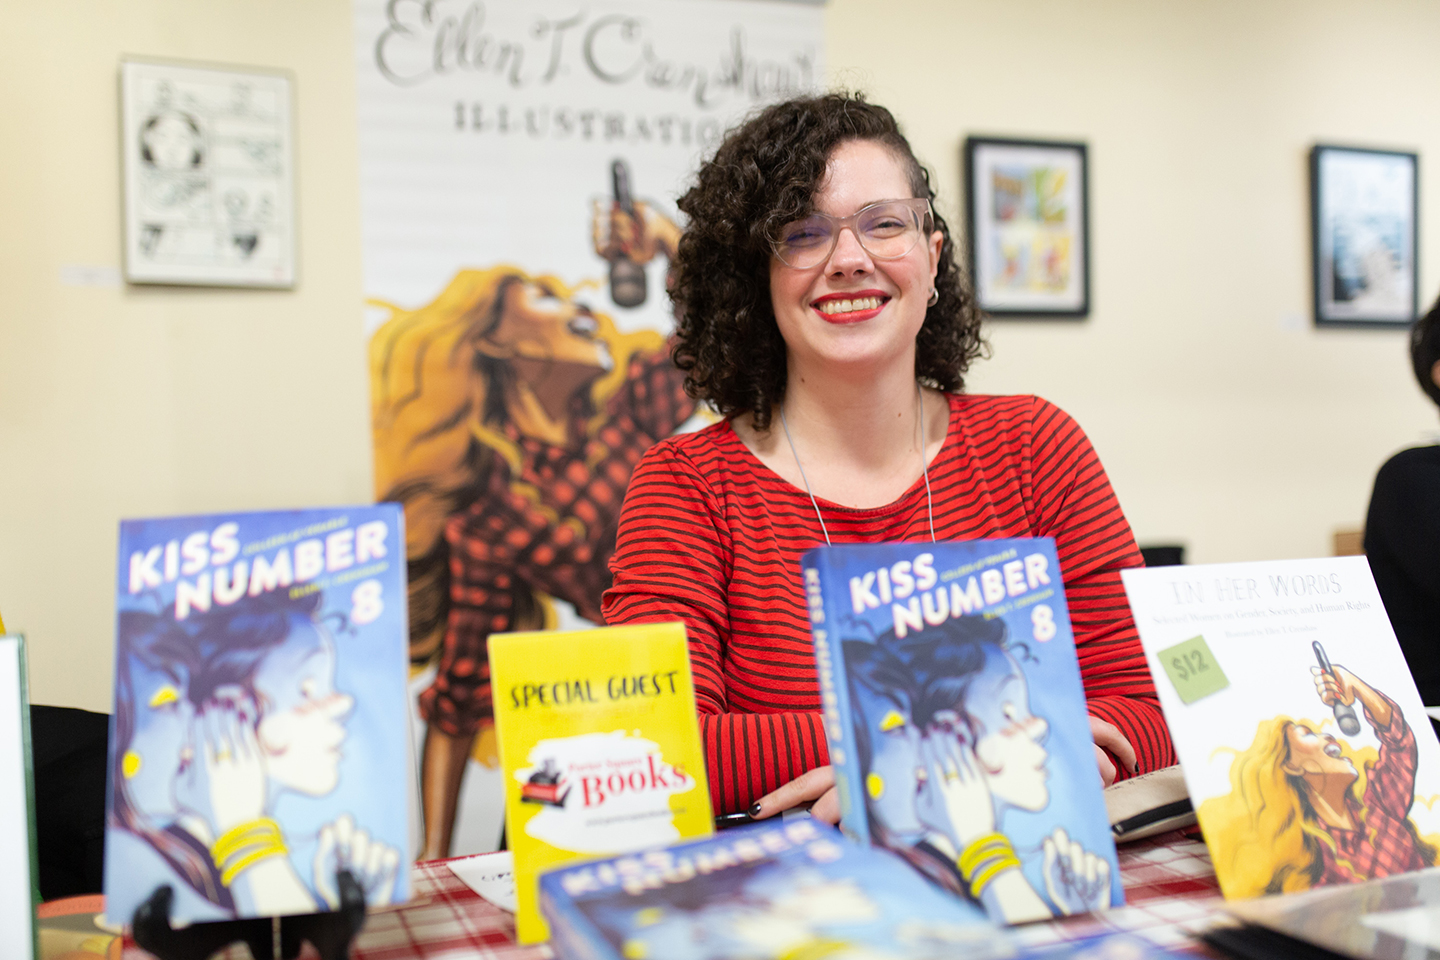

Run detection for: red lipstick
[[810, 290, 889, 324]]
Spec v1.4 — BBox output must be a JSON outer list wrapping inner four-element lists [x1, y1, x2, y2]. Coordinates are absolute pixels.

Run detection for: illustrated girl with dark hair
[[108, 590, 399, 920], [845, 615, 1110, 922]]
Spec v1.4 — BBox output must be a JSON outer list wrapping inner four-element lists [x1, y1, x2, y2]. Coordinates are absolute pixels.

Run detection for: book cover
[[490, 621, 713, 943], [538, 818, 1006, 960], [803, 538, 1121, 924], [1, 635, 39, 960], [104, 506, 411, 925], [1122, 557, 1440, 900]]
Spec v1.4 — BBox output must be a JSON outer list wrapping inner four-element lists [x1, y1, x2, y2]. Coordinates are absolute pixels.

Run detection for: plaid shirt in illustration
[[417, 349, 694, 737], [1314, 694, 1431, 883]]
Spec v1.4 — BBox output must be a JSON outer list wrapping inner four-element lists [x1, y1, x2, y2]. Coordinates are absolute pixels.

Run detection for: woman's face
[[767, 139, 942, 382], [968, 647, 1050, 812], [1282, 724, 1358, 783], [254, 619, 354, 796], [852, 681, 924, 838], [122, 657, 192, 818], [486, 280, 613, 372]]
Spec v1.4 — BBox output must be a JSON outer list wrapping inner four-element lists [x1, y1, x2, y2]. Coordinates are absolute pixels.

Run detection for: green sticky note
[[1158, 635, 1229, 704]]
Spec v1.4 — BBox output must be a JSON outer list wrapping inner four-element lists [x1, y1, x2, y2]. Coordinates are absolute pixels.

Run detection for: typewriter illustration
[[520, 757, 569, 807]]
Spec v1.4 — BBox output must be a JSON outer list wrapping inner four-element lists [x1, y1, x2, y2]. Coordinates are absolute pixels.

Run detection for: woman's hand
[[749, 765, 841, 825], [1042, 826, 1111, 914], [915, 723, 995, 849], [1089, 715, 1137, 787], [177, 690, 267, 835], [314, 813, 402, 908]]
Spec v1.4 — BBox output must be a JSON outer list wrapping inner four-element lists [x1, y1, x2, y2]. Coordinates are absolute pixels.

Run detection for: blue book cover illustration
[[538, 819, 1009, 960], [803, 538, 1121, 924], [103, 506, 411, 924]]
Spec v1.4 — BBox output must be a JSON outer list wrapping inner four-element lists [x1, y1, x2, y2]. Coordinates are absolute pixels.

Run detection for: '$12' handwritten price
[[1170, 649, 1210, 682]]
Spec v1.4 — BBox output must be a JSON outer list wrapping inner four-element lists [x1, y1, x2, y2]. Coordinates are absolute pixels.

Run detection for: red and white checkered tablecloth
[[123, 830, 1223, 959], [1014, 829, 1226, 953]]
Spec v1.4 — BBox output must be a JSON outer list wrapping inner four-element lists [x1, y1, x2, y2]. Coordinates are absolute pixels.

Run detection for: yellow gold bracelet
[[211, 818, 283, 866], [219, 841, 288, 887], [969, 854, 1022, 898], [957, 833, 1012, 876]]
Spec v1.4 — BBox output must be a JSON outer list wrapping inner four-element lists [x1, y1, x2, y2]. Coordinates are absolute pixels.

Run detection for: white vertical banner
[[355, 0, 822, 856], [356, 0, 822, 329]]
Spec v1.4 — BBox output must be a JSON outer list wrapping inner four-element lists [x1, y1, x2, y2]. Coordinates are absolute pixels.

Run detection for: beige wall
[[3, 0, 1438, 711], [828, 0, 1440, 563], [0, 1, 370, 711]]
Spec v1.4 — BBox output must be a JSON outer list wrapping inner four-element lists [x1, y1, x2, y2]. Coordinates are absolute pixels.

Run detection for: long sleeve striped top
[[601, 393, 1176, 814]]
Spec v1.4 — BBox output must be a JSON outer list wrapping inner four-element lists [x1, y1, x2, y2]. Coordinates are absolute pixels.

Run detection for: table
[[122, 830, 1225, 959]]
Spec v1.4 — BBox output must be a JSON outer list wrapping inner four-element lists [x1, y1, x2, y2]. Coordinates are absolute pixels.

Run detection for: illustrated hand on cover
[[1043, 826, 1112, 914], [314, 813, 401, 909], [915, 716, 996, 850], [176, 691, 267, 836]]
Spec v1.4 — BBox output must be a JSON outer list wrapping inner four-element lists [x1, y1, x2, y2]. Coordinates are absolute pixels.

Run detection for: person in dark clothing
[[1365, 295, 1440, 722]]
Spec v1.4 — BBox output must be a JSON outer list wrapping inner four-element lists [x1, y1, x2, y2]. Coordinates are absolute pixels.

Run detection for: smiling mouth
[[1324, 742, 1343, 758], [812, 295, 889, 322]]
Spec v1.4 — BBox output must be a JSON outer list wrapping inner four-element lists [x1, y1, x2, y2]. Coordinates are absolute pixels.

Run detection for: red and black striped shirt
[[602, 393, 1177, 814]]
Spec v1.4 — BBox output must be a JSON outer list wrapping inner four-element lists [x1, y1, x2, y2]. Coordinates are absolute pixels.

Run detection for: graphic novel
[[539, 818, 1006, 960], [1122, 557, 1440, 900], [489, 621, 712, 942], [104, 506, 411, 925], [803, 538, 1121, 924]]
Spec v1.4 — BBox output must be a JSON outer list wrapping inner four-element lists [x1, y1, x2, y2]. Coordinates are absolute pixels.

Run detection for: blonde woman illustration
[[1200, 662, 1435, 898], [370, 216, 690, 857]]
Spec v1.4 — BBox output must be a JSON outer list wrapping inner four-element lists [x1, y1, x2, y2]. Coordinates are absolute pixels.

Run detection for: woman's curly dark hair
[[671, 92, 987, 429]]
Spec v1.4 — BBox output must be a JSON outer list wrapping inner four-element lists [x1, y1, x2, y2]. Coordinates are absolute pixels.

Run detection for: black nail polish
[[748, 802, 762, 817]]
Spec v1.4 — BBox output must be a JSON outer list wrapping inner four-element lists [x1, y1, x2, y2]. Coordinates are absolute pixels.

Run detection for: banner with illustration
[[354, 0, 822, 857]]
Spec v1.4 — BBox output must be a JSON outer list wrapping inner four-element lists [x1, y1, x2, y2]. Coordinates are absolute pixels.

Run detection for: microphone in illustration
[[607, 159, 647, 309], [1313, 641, 1362, 736]]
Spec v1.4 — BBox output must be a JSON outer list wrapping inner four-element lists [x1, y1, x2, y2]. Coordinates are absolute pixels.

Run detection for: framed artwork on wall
[[1310, 145, 1418, 328], [120, 58, 296, 288], [964, 136, 1089, 318]]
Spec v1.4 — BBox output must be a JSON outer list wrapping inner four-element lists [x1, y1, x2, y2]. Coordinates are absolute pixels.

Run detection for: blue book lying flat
[[539, 819, 1008, 960]]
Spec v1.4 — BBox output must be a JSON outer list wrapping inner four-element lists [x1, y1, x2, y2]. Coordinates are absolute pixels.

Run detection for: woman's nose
[[826, 226, 873, 274]]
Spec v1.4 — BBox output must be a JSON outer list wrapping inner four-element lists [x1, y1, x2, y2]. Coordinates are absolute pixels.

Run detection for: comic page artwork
[[1122, 557, 1440, 900], [354, 0, 823, 858], [103, 507, 410, 925], [120, 59, 294, 287], [805, 539, 1121, 924]]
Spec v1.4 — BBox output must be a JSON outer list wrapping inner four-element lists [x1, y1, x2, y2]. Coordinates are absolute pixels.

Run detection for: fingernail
[[748, 802, 762, 817]]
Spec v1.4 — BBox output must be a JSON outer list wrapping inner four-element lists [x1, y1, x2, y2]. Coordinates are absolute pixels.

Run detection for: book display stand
[[130, 870, 366, 960]]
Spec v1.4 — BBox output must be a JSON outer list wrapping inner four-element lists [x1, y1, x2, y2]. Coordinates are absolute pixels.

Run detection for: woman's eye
[[782, 223, 830, 246], [300, 678, 319, 699], [1002, 703, 1020, 722]]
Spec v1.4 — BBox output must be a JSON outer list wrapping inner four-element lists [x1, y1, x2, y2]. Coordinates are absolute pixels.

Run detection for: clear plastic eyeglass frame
[[770, 198, 933, 269]]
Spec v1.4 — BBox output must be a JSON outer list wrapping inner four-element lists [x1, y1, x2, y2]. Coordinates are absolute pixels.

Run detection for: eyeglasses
[[770, 198, 933, 269]]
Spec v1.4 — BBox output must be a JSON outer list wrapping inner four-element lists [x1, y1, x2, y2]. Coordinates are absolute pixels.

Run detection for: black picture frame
[[964, 136, 1090, 319], [1310, 144, 1419, 328]]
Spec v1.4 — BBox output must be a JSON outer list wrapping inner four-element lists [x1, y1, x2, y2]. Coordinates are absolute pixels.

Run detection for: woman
[[107, 592, 399, 921], [848, 619, 1110, 921], [369, 261, 696, 856], [1199, 663, 1435, 899], [601, 93, 1174, 819]]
